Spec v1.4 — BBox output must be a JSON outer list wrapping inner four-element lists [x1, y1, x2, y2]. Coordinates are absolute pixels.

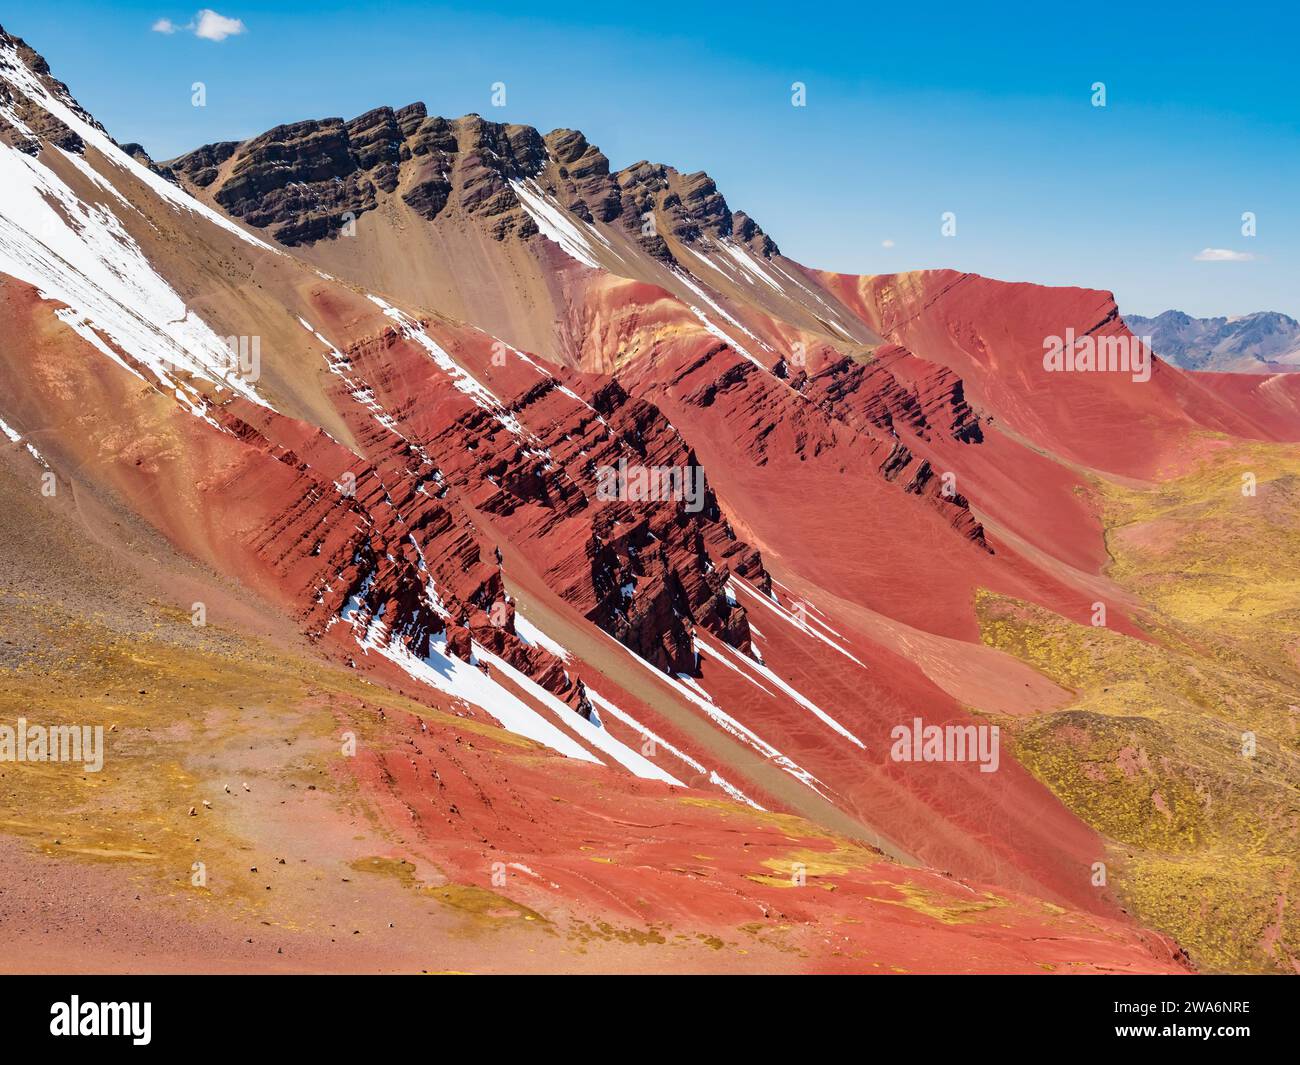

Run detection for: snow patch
[[705, 636, 867, 749], [342, 594, 677, 783], [733, 578, 866, 668], [366, 296, 527, 437], [0, 138, 270, 415], [513, 612, 573, 662], [602, 632, 831, 797], [586, 688, 763, 810], [509, 178, 610, 269], [0, 39, 279, 254], [474, 645, 682, 784], [718, 239, 784, 292], [346, 608, 599, 762]]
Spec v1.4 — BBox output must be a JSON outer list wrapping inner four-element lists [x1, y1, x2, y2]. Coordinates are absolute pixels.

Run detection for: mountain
[[1125, 309, 1300, 372], [3, 24, 1300, 974]]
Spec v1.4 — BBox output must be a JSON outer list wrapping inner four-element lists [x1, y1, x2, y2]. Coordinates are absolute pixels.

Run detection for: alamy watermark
[[595, 458, 705, 514], [889, 717, 1000, 773], [50, 996, 150, 1045], [1043, 327, 1151, 383], [159, 334, 261, 385], [0, 718, 104, 772]]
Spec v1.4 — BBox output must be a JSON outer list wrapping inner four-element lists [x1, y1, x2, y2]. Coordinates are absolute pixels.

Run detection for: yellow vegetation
[[977, 440, 1300, 972]]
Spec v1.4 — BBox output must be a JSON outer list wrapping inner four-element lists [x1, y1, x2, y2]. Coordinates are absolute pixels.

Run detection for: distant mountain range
[[1124, 310, 1300, 373]]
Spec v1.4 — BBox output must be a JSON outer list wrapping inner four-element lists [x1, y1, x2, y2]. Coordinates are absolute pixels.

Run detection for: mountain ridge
[[165, 103, 780, 263], [1124, 308, 1300, 373]]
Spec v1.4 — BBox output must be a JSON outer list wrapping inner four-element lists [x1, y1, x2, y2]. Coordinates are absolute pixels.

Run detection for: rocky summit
[[167, 104, 778, 259]]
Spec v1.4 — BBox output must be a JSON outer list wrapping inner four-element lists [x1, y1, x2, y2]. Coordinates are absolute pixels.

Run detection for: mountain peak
[[165, 103, 777, 256], [0, 25, 102, 155], [1124, 308, 1300, 372]]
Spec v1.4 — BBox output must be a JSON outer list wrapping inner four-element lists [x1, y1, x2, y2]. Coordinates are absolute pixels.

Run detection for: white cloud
[[881, 239, 895, 249], [194, 9, 247, 41], [152, 10, 247, 42], [1194, 248, 1255, 262]]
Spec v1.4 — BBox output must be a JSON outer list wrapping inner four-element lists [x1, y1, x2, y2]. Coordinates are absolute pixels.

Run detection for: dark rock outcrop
[[167, 103, 780, 264]]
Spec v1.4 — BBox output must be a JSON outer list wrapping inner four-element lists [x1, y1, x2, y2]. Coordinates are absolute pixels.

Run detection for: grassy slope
[[978, 437, 1300, 972]]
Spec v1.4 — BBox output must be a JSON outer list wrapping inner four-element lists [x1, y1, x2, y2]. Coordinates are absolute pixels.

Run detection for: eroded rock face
[[202, 306, 768, 694], [210, 118, 374, 245], [168, 104, 779, 260], [167, 108, 552, 245], [168, 140, 238, 187], [117, 142, 177, 182], [800, 349, 983, 446], [632, 334, 993, 554], [316, 319, 768, 678], [575, 380, 764, 672], [545, 129, 615, 201], [200, 368, 594, 717], [615, 162, 778, 256]]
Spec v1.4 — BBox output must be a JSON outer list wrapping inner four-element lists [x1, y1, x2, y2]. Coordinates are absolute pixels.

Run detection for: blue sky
[[5, 1, 1297, 318]]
